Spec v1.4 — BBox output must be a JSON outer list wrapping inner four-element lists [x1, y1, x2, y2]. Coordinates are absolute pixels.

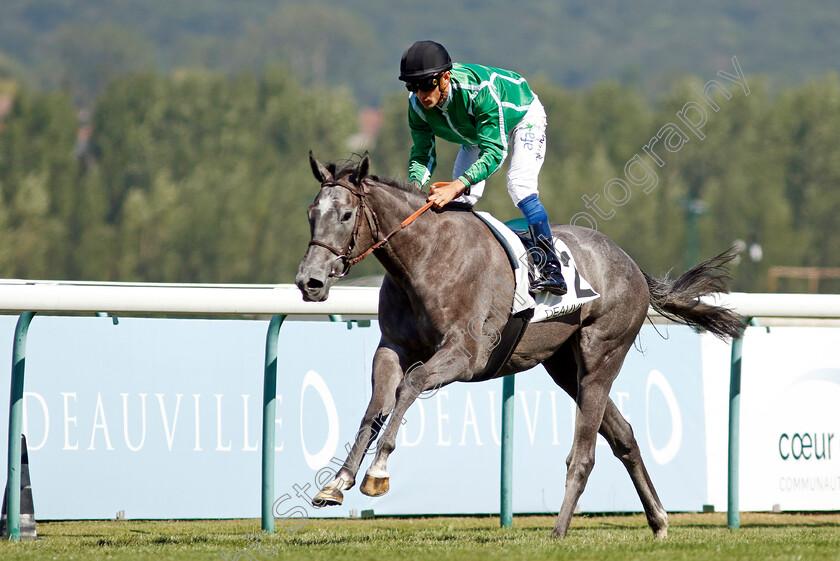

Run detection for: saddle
[[469, 212, 600, 381], [474, 214, 600, 322]]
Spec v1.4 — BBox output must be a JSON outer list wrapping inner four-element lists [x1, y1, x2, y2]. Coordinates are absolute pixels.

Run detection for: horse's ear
[[353, 152, 371, 186], [309, 151, 333, 183]]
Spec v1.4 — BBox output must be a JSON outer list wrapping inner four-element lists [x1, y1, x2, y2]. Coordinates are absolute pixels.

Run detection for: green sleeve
[[460, 87, 505, 186], [407, 102, 436, 186]]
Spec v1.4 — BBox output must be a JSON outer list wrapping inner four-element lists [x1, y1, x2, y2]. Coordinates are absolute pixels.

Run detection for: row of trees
[[4, 1, 840, 108], [0, 66, 838, 292], [0, 68, 355, 283]]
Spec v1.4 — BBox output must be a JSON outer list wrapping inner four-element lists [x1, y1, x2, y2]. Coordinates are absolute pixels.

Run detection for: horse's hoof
[[312, 487, 343, 507], [360, 475, 390, 497], [653, 526, 668, 539]]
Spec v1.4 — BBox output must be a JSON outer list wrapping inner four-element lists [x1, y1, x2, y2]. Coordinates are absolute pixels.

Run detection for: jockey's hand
[[428, 179, 466, 210]]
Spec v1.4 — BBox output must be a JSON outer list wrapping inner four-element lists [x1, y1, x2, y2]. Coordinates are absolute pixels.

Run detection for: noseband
[[308, 177, 433, 277]]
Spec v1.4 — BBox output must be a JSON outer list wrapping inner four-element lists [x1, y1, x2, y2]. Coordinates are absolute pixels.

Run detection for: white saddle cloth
[[474, 212, 600, 323]]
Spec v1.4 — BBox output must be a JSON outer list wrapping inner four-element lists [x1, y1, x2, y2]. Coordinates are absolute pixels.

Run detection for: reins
[[308, 178, 434, 274], [349, 200, 434, 266]]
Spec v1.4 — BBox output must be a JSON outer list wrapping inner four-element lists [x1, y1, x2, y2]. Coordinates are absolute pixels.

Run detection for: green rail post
[[728, 317, 754, 530], [5, 312, 35, 542], [261, 314, 286, 534], [500, 374, 515, 528]]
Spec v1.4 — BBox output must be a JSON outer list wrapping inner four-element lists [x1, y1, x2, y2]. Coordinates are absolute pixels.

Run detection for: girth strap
[[473, 307, 534, 382]]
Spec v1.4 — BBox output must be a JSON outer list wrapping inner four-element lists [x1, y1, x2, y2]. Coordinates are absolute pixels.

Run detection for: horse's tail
[[644, 249, 744, 340]]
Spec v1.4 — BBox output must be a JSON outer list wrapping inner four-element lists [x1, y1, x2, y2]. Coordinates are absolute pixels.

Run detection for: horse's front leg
[[360, 341, 473, 497], [312, 344, 404, 507]]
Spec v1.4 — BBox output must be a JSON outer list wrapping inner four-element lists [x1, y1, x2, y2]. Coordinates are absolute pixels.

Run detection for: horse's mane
[[369, 174, 424, 197], [325, 156, 427, 202]]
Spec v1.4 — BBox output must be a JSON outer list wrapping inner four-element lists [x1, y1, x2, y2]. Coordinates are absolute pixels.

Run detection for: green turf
[[1, 513, 839, 561]]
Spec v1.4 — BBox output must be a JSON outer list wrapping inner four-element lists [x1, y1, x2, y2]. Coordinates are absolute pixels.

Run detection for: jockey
[[399, 40, 567, 296]]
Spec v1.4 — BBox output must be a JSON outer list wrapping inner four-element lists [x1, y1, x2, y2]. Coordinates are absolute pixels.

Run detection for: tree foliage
[[0, 64, 838, 291], [3, 1, 840, 107], [0, 66, 355, 283]]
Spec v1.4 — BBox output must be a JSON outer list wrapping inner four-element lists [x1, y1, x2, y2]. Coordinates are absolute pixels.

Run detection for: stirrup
[[531, 261, 568, 295], [532, 273, 568, 296]]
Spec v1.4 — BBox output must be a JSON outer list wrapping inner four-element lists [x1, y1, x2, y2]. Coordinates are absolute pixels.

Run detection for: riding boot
[[528, 221, 568, 296]]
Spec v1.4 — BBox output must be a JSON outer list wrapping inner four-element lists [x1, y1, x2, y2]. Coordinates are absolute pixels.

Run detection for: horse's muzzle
[[296, 274, 330, 302]]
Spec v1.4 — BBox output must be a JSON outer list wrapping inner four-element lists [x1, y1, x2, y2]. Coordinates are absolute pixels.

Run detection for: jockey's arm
[[408, 104, 437, 187]]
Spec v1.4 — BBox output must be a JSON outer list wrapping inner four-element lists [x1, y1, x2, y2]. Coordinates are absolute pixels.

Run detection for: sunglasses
[[405, 74, 441, 93]]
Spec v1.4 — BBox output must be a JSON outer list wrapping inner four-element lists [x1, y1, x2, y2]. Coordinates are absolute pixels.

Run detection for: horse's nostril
[[307, 278, 324, 290]]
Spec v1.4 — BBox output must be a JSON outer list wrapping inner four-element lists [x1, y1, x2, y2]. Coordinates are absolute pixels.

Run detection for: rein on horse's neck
[[353, 177, 435, 269]]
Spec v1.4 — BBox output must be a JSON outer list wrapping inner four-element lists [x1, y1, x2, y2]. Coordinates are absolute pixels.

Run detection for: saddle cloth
[[473, 212, 600, 323]]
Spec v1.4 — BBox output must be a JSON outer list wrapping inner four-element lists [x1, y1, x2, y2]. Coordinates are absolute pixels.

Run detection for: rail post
[[500, 374, 515, 528], [261, 314, 286, 534], [4, 312, 35, 542], [728, 317, 758, 530]]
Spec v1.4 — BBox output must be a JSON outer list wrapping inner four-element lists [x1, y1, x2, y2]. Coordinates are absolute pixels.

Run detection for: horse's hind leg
[[547, 329, 644, 539], [543, 346, 668, 538], [312, 344, 403, 506], [599, 394, 668, 537]]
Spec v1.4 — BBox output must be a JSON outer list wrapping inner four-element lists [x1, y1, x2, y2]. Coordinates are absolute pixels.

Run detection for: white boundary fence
[[0, 279, 838, 318]]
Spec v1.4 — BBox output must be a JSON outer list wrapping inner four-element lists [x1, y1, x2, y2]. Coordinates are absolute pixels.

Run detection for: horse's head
[[295, 152, 372, 302]]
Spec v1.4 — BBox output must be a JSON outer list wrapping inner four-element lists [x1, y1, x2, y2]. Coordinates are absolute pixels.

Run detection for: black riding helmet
[[399, 40, 452, 81]]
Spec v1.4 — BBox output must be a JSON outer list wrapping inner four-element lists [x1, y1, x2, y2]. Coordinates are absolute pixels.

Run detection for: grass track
[[1, 513, 839, 561]]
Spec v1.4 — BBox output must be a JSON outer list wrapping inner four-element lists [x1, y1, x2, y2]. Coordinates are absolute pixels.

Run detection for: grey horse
[[296, 153, 742, 539]]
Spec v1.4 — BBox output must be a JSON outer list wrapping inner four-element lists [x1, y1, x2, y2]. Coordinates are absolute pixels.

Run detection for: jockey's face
[[415, 71, 450, 109]]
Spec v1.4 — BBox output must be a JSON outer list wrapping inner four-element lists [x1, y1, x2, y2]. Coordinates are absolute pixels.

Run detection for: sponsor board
[[738, 327, 840, 511], [1, 317, 708, 518]]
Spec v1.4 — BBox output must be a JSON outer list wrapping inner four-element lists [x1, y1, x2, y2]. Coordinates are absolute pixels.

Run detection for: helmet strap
[[435, 73, 449, 108]]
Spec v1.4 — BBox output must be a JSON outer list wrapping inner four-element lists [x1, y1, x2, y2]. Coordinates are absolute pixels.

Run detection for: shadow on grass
[[91, 535, 213, 547], [739, 521, 840, 529]]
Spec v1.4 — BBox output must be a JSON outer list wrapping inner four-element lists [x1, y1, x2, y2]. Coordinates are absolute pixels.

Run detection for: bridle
[[308, 176, 433, 278]]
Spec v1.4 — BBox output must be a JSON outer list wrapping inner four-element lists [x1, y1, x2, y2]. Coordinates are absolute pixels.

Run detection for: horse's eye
[[341, 211, 353, 222]]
